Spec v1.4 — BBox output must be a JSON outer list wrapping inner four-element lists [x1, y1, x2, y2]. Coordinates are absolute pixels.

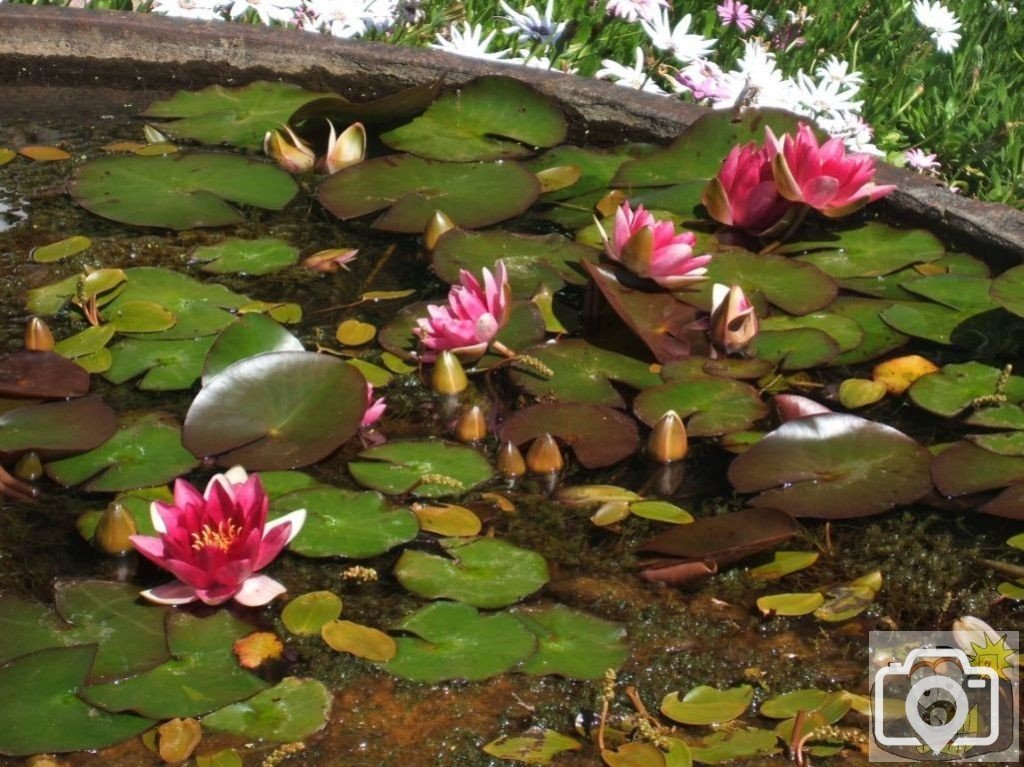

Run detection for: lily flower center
[[191, 520, 242, 552]]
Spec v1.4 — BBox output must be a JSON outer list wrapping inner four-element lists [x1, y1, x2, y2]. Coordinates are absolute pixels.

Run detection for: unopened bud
[[647, 410, 688, 463], [24, 317, 54, 352], [526, 433, 563, 475], [13, 451, 43, 481], [424, 210, 456, 251], [432, 350, 468, 395], [455, 405, 487, 443], [497, 440, 526, 478], [92, 501, 138, 556]]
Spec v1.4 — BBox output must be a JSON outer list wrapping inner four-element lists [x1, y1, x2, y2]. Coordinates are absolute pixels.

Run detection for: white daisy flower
[[149, 0, 222, 20], [226, 0, 301, 25], [431, 22, 512, 61], [498, 0, 567, 47], [814, 56, 864, 90], [596, 47, 667, 94], [913, 0, 962, 53], [640, 9, 716, 63]]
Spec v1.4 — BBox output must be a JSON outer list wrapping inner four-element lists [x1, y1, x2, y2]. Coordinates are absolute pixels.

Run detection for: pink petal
[[233, 575, 288, 606], [129, 534, 166, 563], [140, 581, 199, 605], [803, 176, 841, 209], [264, 508, 307, 547]]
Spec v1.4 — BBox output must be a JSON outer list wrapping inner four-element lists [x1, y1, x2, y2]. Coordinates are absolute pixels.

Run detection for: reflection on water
[[0, 188, 27, 232]]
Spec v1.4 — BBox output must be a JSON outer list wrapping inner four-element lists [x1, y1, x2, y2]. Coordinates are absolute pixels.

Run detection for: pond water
[[0, 76, 1022, 767]]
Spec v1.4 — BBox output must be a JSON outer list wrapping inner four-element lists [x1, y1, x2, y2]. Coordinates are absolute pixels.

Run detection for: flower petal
[[233, 575, 288, 607], [140, 581, 199, 605]]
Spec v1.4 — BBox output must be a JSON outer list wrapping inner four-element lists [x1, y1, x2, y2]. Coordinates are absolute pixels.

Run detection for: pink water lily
[[708, 283, 758, 355], [130, 467, 305, 607], [599, 202, 712, 289], [767, 123, 896, 217], [413, 261, 511, 362], [361, 382, 386, 428], [702, 140, 795, 235]]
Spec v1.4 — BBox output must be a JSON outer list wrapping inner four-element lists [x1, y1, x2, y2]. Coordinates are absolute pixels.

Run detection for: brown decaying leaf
[[233, 631, 284, 669]]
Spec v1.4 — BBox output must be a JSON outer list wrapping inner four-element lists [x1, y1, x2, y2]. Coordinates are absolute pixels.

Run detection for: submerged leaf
[[483, 728, 582, 765]]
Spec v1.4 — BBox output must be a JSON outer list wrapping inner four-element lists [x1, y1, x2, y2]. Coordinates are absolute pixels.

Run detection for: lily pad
[[511, 604, 629, 680], [432, 229, 596, 297], [0, 397, 116, 453], [930, 440, 1024, 497], [191, 238, 299, 276], [381, 76, 566, 161], [202, 314, 304, 385], [318, 155, 540, 232], [661, 685, 753, 726], [747, 551, 819, 581], [728, 413, 934, 518], [143, 81, 332, 150], [321, 620, 397, 662], [394, 537, 549, 609], [787, 224, 945, 278], [756, 592, 825, 616], [385, 601, 536, 683], [69, 153, 298, 229], [45, 413, 198, 492], [348, 439, 494, 498], [290, 79, 442, 126], [991, 263, 1024, 318], [633, 368, 768, 437], [694, 249, 837, 316], [826, 296, 909, 366], [689, 728, 778, 764], [271, 486, 418, 558], [483, 729, 582, 765], [526, 145, 635, 202], [31, 235, 91, 264], [759, 688, 829, 718], [105, 336, 215, 390], [751, 327, 840, 370], [880, 275, 1001, 345], [839, 252, 990, 300], [508, 339, 661, 407], [0, 646, 155, 757], [909, 362, 1024, 418], [202, 677, 331, 742], [80, 611, 268, 719], [183, 351, 366, 470], [281, 591, 343, 636], [499, 402, 639, 468]]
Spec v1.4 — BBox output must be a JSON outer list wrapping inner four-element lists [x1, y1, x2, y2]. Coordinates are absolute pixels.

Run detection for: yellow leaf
[[157, 718, 202, 764], [101, 140, 146, 153], [838, 378, 887, 409], [412, 502, 482, 536], [873, 354, 939, 395], [19, 145, 70, 162], [336, 319, 377, 346], [134, 142, 179, 156], [321, 620, 396, 662], [232, 631, 284, 669], [362, 289, 416, 301], [0, 148, 15, 165]]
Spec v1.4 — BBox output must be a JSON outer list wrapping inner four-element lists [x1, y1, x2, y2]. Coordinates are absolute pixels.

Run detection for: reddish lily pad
[[432, 229, 596, 297], [0, 350, 91, 399], [930, 439, 1024, 498], [728, 414, 934, 518], [381, 76, 566, 162], [511, 604, 629, 680], [508, 339, 661, 407], [348, 439, 494, 498], [0, 397, 116, 453], [498, 403, 639, 468], [69, 153, 298, 230], [633, 367, 768, 437], [183, 351, 366, 470], [318, 155, 540, 232]]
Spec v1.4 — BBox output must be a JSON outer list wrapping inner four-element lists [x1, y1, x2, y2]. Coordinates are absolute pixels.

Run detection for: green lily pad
[[787, 224, 945, 278], [498, 402, 639, 468], [602, 742, 669, 767], [281, 592, 344, 636], [483, 728, 582, 765], [102, 300, 176, 334], [630, 180, 710, 219], [290, 79, 442, 126], [965, 403, 1024, 429], [729, 414, 933, 518], [0, 397, 116, 453], [349, 439, 493, 498], [661, 685, 753, 726], [613, 108, 806, 186], [909, 362, 1024, 417], [694, 249, 837, 316], [318, 155, 540, 232], [748, 551, 820, 581], [202, 677, 331, 742], [384, 602, 536, 683], [511, 604, 629, 680], [394, 537, 549, 609], [202, 314, 304, 385], [55, 325, 117, 360], [751, 327, 841, 370], [756, 592, 824, 616], [45, 413, 199, 492], [689, 728, 778, 764], [881, 276, 1001, 345], [80, 611, 268, 719], [432, 229, 596, 298], [991, 263, 1024, 318], [633, 368, 768, 437], [0, 581, 170, 680], [381, 76, 566, 161], [826, 296, 909, 366], [759, 688, 830, 718], [69, 152, 298, 229], [191, 238, 299, 276], [969, 431, 1024, 456], [271, 486, 418, 558], [762, 312, 863, 354], [183, 351, 366, 470], [76, 487, 168, 541], [526, 145, 635, 202], [508, 339, 661, 407], [31, 234, 92, 264], [0, 646, 155, 757], [814, 584, 877, 622], [143, 81, 332, 150], [105, 335, 215, 390], [839, 252, 990, 300], [629, 500, 693, 524], [100, 267, 250, 341]]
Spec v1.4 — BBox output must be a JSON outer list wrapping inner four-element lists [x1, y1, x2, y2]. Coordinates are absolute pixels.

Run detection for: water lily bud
[[24, 317, 54, 351], [263, 124, 315, 174], [497, 440, 527, 478], [13, 451, 43, 481], [431, 350, 468, 395], [320, 120, 366, 175], [709, 283, 758, 355], [93, 501, 138, 556], [424, 210, 456, 251], [455, 405, 487, 443], [526, 433, 563, 475], [648, 410, 688, 463]]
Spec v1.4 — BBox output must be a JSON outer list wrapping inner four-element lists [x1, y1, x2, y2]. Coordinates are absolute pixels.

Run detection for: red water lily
[[600, 202, 712, 288], [702, 140, 795, 235], [130, 467, 305, 607]]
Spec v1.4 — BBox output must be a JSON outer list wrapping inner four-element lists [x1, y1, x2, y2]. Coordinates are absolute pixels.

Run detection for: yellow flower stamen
[[191, 521, 241, 552]]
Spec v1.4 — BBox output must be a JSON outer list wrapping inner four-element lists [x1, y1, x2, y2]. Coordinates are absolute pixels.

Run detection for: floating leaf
[[689, 727, 778, 764], [747, 551, 819, 581], [232, 632, 283, 669], [759, 688, 829, 718], [157, 718, 202, 764], [826, 296, 909, 366], [31, 235, 91, 264], [321, 620, 397, 662], [728, 414, 933, 518], [281, 591, 343, 636], [0, 397, 116, 453], [411, 503, 482, 537], [318, 155, 540, 232], [349, 439, 494, 497], [991, 263, 1024, 319], [787, 224, 944, 278], [602, 742, 667, 767], [433, 229, 596, 297], [633, 366, 768, 437], [661, 685, 753, 726], [909, 361, 1024, 417], [881, 277, 1000, 345], [105, 336, 215, 390], [511, 604, 629, 680], [184, 351, 366, 470], [756, 592, 824, 616], [394, 537, 549, 608], [69, 153, 298, 229], [143, 81, 331, 149], [499, 403, 639, 469], [202, 314, 304, 385], [19, 145, 70, 162], [46, 413, 198, 492], [290, 79, 442, 126], [873, 354, 940, 395], [838, 378, 887, 409], [629, 500, 693, 524], [483, 728, 582, 765], [54, 325, 116, 360], [336, 319, 377, 346], [384, 602, 535, 683], [695, 249, 837, 316], [191, 238, 299, 276], [381, 77, 566, 161], [930, 440, 1024, 497], [202, 677, 331, 742], [271, 486, 418, 558], [814, 584, 876, 622], [0, 350, 91, 399]]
